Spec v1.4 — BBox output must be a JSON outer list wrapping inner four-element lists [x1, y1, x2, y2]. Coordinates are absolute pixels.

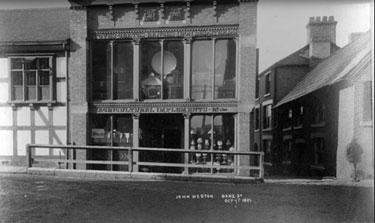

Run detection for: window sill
[[360, 121, 373, 127], [264, 93, 271, 97], [264, 162, 272, 166], [311, 122, 326, 128], [310, 165, 325, 171], [282, 127, 292, 132], [262, 128, 273, 132], [293, 125, 303, 130], [8, 100, 56, 110], [254, 129, 260, 132]]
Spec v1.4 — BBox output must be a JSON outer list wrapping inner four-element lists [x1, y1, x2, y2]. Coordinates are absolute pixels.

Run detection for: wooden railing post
[[26, 144, 32, 169], [128, 148, 133, 173], [260, 152, 264, 178]]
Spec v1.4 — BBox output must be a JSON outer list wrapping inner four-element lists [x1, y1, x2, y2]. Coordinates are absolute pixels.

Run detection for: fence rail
[[26, 144, 264, 178]]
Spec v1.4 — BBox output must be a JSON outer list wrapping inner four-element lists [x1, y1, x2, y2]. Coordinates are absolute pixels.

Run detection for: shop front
[[67, 0, 258, 176]]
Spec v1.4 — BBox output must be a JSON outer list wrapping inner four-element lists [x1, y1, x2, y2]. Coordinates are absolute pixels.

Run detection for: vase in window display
[[202, 139, 210, 164], [215, 140, 223, 172], [222, 139, 232, 165], [227, 146, 234, 166], [196, 138, 203, 164], [141, 73, 162, 99]]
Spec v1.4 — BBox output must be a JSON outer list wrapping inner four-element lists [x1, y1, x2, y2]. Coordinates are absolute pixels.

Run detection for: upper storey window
[[140, 40, 184, 100], [10, 57, 53, 102], [92, 41, 134, 101], [191, 39, 236, 100], [264, 72, 271, 95]]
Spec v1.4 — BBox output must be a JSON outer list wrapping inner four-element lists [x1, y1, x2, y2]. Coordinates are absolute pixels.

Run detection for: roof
[[275, 31, 371, 108], [0, 8, 70, 43], [259, 43, 340, 77]]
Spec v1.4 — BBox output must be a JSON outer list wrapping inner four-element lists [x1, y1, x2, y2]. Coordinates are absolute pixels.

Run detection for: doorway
[[139, 114, 184, 173]]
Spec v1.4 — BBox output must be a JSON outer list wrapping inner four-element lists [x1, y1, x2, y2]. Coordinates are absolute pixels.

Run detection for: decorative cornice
[[90, 25, 239, 40]]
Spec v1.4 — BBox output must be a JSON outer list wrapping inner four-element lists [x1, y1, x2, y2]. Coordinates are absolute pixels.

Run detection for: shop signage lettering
[[91, 26, 238, 40], [94, 106, 234, 114]]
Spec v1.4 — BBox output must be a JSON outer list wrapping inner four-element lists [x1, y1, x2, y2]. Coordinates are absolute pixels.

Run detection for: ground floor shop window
[[90, 114, 133, 171], [189, 114, 235, 173]]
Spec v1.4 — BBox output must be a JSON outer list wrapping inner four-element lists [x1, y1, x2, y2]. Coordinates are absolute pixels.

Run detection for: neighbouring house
[[274, 31, 372, 179], [253, 16, 340, 176]]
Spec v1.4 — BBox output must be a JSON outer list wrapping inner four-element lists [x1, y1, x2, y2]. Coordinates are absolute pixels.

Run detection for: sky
[[0, 0, 372, 72]]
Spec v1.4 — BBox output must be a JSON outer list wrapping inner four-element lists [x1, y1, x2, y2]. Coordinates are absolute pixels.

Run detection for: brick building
[[1, 0, 259, 177], [253, 16, 340, 175], [275, 32, 372, 179]]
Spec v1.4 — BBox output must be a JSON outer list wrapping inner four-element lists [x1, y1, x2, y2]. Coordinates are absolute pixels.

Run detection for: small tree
[[345, 138, 363, 182]]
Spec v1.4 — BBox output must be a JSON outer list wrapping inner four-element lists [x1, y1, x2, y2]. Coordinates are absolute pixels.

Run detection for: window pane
[[113, 42, 133, 100], [26, 71, 37, 100], [24, 58, 37, 70], [215, 39, 236, 99], [163, 41, 184, 99], [191, 40, 213, 100], [39, 71, 50, 100], [11, 58, 23, 70], [140, 41, 162, 100], [214, 114, 235, 171], [190, 115, 212, 165], [38, 58, 50, 69], [92, 42, 111, 100], [12, 71, 23, 100]]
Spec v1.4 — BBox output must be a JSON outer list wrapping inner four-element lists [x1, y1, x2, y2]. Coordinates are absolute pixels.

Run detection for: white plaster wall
[[17, 131, 31, 156], [35, 107, 49, 126], [0, 107, 12, 126], [0, 58, 8, 78], [17, 107, 30, 126], [56, 82, 67, 103], [0, 130, 13, 156], [35, 130, 49, 156], [56, 57, 66, 78], [0, 83, 9, 103], [336, 86, 354, 180], [53, 130, 67, 156], [53, 107, 67, 126]]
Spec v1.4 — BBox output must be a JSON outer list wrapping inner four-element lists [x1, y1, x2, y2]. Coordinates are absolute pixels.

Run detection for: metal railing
[[26, 144, 264, 178]]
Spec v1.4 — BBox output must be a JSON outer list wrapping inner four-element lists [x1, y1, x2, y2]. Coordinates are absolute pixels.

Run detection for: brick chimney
[[306, 16, 337, 59]]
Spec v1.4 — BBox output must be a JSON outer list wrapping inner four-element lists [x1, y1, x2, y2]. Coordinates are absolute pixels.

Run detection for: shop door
[[139, 114, 184, 173]]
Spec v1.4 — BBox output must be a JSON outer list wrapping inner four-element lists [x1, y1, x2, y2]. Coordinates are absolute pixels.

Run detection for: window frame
[[190, 37, 238, 101], [264, 72, 271, 96], [8, 55, 54, 104], [90, 40, 135, 102], [262, 104, 272, 130]]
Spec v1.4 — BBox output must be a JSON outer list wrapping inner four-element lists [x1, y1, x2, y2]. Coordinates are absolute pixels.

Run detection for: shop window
[[191, 39, 236, 100], [90, 114, 133, 171], [189, 114, 235, 173], [313, 138, 325, 165], [9, 57, 52, 102], [263, 140, 272, 163], [92, 41, 134, 100], [263, 104, 272, 129], [264, 73, 271, 95], [255, 108, 260, 130], [140, 40, 184, 100]]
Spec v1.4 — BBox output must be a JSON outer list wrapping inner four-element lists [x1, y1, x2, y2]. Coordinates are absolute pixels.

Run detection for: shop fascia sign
[[92, 104, 237, 114]]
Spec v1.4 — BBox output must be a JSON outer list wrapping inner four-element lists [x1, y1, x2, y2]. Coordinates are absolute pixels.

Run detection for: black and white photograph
[[0, 0, 373, 222]]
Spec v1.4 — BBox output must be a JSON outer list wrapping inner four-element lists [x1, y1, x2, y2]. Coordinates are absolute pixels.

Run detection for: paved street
[[0, 174, 373, 223]]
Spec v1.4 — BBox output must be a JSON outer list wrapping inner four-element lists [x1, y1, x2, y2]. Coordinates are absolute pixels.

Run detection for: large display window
[[189, 114, 235, 173], [90, 114, 133, 171], [140, 40, 184, 100], [191, 39, 236, 100], [92, 41, 133, 100]]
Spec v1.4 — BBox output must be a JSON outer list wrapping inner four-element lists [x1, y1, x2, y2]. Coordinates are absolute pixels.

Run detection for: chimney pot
[[316, 16, 321, 22], [323, 16, 327, 22], [329, 16, 334, 22]]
